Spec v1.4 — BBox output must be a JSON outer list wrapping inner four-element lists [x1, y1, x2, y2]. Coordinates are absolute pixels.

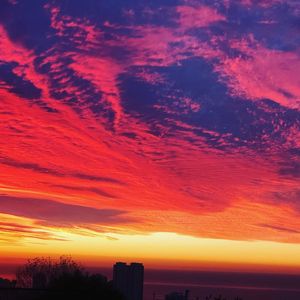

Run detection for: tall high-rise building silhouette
[[113, 262, 144, 300]]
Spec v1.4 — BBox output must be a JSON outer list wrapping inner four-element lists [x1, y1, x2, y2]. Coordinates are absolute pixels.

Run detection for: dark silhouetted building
[[113, 262, 144, 300], [165, 290, 189, 300]]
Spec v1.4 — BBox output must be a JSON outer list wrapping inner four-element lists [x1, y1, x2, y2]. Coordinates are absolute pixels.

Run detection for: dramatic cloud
[[0, 0, 300, 249], [0, 195, 131, 226]]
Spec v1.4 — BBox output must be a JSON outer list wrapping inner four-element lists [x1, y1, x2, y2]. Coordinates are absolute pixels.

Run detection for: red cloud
[[0, 26, 51, 101], [69, 55, 123, 127], [0, 4, 300, 247]]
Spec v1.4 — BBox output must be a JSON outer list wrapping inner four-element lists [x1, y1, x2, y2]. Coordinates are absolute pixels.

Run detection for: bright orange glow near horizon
[[1, 231, 300, 277], [1, 0, 300, 278]]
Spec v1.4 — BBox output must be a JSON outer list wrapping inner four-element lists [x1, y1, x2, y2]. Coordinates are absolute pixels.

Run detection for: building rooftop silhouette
[[165, 290, 189, 300], [113, 262, 144, 300]]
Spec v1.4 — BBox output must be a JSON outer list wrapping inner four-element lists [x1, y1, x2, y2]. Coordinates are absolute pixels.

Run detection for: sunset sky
[[1, 0, 300, 276]]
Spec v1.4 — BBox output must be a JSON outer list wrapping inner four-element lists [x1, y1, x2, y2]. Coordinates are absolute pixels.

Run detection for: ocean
[[142, 270, 300, 300], [143, 280, 300, 300]]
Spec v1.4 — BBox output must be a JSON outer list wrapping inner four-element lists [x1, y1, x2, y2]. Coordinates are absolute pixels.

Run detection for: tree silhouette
[[42, 272, 124, 300], [16, 256, 124, 300], [0, 277, 16, 288], [16, 256, 84, 288]]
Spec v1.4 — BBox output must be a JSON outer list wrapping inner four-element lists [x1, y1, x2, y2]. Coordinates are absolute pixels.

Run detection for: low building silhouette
[[113, 262, 144, 300], [165, 290, 189, 300]]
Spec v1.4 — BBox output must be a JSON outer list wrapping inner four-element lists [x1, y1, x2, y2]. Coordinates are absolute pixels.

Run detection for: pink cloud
[[216, 38, 300, 110], [176, 5, 226, 29], [69, 55, 123, 127]]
